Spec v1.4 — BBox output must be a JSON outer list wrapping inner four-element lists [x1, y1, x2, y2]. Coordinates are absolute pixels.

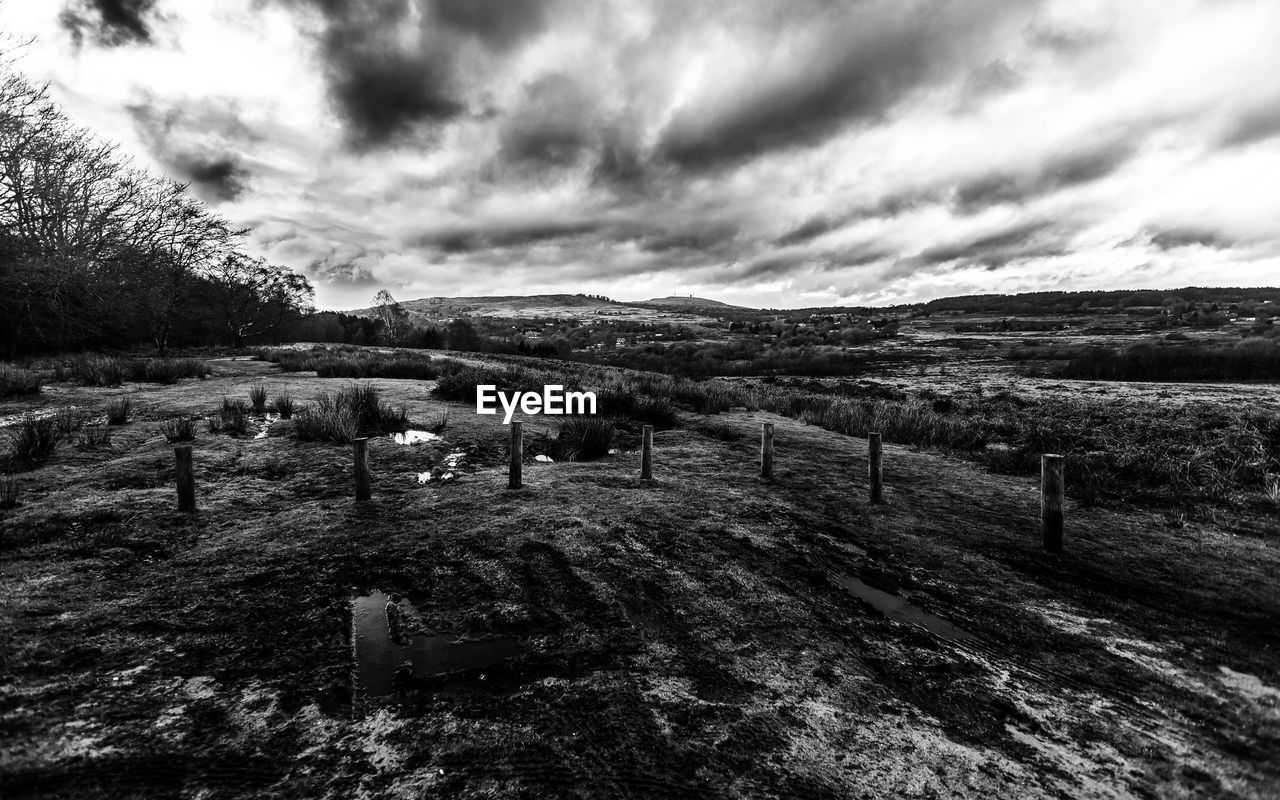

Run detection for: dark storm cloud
[[953, 139, 1136, 212], [276, 0, 552, 148], [917, 220, 1064, 268], [498, 74, 595, 167], [1149, 227, 1233, 251], [59, 0, 159, 47], [638, 221, 740, 254], [411, 219, 605, 254], [308, 256, 378, 284], [177, 156, 250, 202], [656, 0, 1028, 169], [126, 99, 254, 202]]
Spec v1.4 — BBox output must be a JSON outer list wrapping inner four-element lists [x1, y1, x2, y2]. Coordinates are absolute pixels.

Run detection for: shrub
[[272, 394, 295, 418], [249, 384, 268, 413], [558, 417, 613, 461], [106, 398, 132, 425], [0, 473, 17, 509], [7, 416, 61, 466], [0, 366, 42, 398], [77, 425, 112, 450], [163, 417, 197, 442]]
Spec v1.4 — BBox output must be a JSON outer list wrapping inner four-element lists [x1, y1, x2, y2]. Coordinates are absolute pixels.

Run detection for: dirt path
[[1, 360, 1277, 798]]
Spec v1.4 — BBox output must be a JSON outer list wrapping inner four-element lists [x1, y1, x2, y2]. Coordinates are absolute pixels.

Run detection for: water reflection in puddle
[[391, 430, 441, 445], [834, 575, 974, 644], [351, 591, 520, 700], [253, 413, 281, 439]]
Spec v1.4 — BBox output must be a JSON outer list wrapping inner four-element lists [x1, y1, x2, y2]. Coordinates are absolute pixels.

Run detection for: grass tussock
[[249, 384, 268, 413], [0, 473, 17, 509], [0, 366, 42, 398], [5, 416, 61, 468], [272, 394, 294, 418], [294, 382, 409, 444], [208, 398, 250, 436], [163, 417, 197, 443], [105, 398, 132, 425], [76, 425, 112, 450], [68, 356, 209, 386], [257, 348, 440, 380], [558, 417, 614, 461], [54, 407, 83, 435]]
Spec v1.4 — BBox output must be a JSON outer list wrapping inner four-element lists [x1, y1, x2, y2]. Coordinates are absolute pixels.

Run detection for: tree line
[[0, 65, 313, 358]]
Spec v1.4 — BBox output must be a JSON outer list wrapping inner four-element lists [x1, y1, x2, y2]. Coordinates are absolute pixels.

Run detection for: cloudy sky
[[3, 0, 1280, 309]]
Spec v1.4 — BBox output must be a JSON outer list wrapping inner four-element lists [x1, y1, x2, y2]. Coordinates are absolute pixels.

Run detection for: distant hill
[[346, 293, 723, 323], [640, 296, 743, 309], [923, 287, 1280, 315]]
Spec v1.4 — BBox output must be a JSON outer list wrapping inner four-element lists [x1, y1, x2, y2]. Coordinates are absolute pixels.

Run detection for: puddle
[[351, 591, 519, 700], [834, 575, 974, 644], [252, 413, 281, 439], [391, 430, 441, 445]]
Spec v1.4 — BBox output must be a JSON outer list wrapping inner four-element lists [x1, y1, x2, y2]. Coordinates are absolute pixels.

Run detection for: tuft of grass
[[54, 407, 84, 435], [76, 425, 112, 450], [211, 398, 250, 436], [68, 356, 208, 386], [7, 416, 61, 466], [294, 383, 409, 443], [427, 410, 449, 434], [0, 366, 42, 398], [558, 417, 614, 461], [293, 406, 359, 443], [162, 417, 197, 443], [106, 397, 132, 425], [249, 384, 268, 413], [260, 456, 291, 480], [272, 394, 294, 419], [0, 473, 17, 509], [1266, 473, 1280, 506]]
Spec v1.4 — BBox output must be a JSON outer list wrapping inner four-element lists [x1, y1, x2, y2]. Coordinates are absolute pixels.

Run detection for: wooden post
[[641, 424, 653, 480], [508, 421, 523, 490], [1042, 454, 1064, 553], [760, 422, 774, 479], [174, 445, 195, 513], [353, 438, 371, 502], [868, 432, 883, 504]]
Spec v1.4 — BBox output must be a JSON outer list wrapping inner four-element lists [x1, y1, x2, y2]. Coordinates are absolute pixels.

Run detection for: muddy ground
[[1, 355, 1278, 798]]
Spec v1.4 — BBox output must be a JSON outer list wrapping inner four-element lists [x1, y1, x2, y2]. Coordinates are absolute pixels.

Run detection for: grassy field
[[1, 349, 1278, 798]]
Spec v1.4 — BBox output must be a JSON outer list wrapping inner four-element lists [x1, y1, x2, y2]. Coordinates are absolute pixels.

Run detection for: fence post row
[[509, 421, 523, 490], [175, 445, 195, 513], [760, 422, 774, 480], [1041, 454, 1064, 552], [868, 432, 883, 504], [353, 438, 371, 502], [641, 424, 653, 480]]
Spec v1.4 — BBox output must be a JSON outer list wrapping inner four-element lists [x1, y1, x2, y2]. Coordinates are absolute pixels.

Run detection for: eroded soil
[[1, 356, 1278, 798]]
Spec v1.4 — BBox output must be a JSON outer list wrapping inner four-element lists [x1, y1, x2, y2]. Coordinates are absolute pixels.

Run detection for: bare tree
[[372, 289, 409, 345]]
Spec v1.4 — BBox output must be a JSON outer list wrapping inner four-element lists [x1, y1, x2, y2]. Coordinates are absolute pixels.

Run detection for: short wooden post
[[641, 424, 653, 480], [174, 445, 195, 513], [868, 432, 883, 504], [508, 421, 523, 490], [760, 422, 774, 479], [353, 438, 371, 502], [1042, 454, 1064, 552]]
